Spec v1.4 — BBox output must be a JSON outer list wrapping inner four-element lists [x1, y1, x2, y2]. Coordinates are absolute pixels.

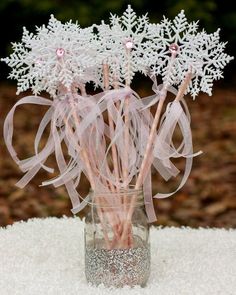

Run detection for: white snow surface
[[0, 217, 235, 295]]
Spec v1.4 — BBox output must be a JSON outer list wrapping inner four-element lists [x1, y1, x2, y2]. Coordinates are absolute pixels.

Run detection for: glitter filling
[[85, 236, 150, 288]]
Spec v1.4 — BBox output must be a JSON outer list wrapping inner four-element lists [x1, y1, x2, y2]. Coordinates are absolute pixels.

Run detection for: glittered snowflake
[[144, 10, 233, 97], [2, 7, 233, 97], [188, 29, 233, 97], [1, 15, 97, 98], [96, 5, 152, 86]]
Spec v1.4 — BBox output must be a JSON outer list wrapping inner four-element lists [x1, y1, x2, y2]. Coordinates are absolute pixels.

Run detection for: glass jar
[[84, 187, 150, 288]]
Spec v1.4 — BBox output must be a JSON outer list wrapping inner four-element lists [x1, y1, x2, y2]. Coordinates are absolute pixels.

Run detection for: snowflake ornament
[[2, 15, 97, 98], [1, 5, 234, 228], [96, 5, 152, 86], [1, 7, 233, 97], [190, 29, 233, 96], [144, 10, 233, 97]]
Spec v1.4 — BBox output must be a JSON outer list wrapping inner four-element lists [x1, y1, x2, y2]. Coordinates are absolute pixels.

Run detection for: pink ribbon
[[153, 100, 202, 198], [137, 79, 202, 219], [3, 95, 82, 209], [72, 86, 159, 221], [3, 86, 202, 223]]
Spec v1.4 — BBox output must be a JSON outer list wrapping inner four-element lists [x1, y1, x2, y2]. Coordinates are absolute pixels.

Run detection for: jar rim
[[88, 185, 145, 208], [90, 185, 143, 196]]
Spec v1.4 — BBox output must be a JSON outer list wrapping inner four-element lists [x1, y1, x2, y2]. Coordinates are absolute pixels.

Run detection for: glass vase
[[84, 187, 150, 288]]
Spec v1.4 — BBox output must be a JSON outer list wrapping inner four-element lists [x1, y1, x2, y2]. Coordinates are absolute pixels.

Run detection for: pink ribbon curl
[[140, 76, 202, 216], [71, 86, 159, 222], [3, 94, 85, 210], [3, 85, 202, 223], [153, 99, 202, 199]]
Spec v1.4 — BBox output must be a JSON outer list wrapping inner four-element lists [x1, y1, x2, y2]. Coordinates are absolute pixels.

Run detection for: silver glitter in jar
[[85, 236, 150, 288], [84, 188, 150, 288]]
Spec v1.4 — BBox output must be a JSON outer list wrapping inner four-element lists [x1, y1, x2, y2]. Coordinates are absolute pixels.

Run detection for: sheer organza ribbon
[[152, 99, 202, 198], [3, 89, 149, 215], [71, 87, 155, 216], [3, 85, 202, 222], [3, 94, 82, 209], [140, 78, 202, 219]]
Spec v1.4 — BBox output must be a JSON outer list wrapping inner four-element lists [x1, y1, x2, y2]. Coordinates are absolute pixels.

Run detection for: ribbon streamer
[[3, 84, 202, 222], [153, 100, 202, 199]]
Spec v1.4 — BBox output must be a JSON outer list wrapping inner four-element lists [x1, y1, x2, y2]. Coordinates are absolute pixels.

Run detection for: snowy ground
[[0, 217, 235, 295]]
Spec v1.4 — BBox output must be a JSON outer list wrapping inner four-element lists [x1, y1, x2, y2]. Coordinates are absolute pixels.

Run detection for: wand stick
[[103, 63, 120, 190], [120, 70, 193, 245], [67, 97, 113, 249]]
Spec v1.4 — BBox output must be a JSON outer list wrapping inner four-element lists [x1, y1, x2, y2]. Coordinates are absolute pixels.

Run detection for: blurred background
[[0, 0, 235, 228]]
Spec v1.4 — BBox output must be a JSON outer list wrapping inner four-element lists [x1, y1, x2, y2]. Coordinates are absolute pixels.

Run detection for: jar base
[[85, 236, 150, 288]]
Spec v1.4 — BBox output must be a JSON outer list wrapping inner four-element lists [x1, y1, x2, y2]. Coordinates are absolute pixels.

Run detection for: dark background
[[0, 0, 235, 228], [1, 0, 236, 83]]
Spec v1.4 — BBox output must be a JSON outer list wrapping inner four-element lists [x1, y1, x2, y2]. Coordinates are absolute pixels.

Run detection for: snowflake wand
[[1, 6, 233, 250], [118, 10, 233, 242]]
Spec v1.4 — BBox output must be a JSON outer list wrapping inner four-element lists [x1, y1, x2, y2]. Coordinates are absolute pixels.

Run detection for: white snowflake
[[190, 29, 233, 96], [95, 5, 151, 86], [1, 15, 97, 98], [1, 7, 233, 97], [144, 10, 233, 97]]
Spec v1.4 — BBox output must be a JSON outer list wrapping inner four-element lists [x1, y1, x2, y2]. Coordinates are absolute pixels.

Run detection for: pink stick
[[103, 64, 121, 189], [120, 71, 193, 245], [67, 98, 112, 249]]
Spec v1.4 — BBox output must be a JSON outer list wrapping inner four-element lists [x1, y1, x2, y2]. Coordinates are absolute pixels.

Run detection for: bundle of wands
[[2, 6, 233, 249]]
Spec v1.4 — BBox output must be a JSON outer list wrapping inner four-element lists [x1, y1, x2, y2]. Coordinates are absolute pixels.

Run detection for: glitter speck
[[56, 48, 65, 57], [169, 43, 179, 54]]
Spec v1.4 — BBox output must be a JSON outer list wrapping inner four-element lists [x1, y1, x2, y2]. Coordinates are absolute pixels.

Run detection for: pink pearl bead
[[169, 43, 179, 54], [56, 48, 65, 58], [125, 41, 133, 49]]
